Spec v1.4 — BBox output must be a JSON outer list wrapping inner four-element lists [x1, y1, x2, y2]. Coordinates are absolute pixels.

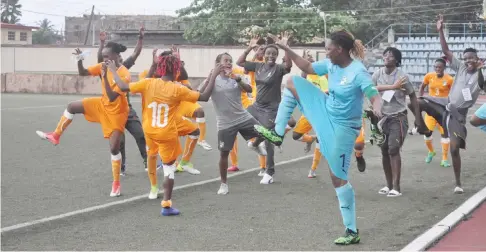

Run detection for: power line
[[183, 4, 481, 22]]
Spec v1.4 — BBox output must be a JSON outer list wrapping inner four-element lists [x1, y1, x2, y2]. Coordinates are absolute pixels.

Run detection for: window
[[20, 32, 27, 41], [8, 31, 15, 41]]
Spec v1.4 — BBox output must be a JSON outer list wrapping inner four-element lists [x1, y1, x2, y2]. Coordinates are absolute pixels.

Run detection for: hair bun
[[118, 44, 127, 53]]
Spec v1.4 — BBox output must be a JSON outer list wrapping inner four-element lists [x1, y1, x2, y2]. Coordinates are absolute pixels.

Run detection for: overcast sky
[[19, 0, 192, 30]]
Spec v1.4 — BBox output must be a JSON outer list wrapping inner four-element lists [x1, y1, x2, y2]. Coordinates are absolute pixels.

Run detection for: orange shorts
[[82, 97, 128, 138], [176, 116, 198, 136], [146, 136, 182, 164], [425, 113, 444, 135], [177, 101, 201, 118], [294, 116, 312, 134]]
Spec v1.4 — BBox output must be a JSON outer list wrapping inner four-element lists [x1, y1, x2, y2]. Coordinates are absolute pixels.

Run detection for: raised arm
[[198, 64, 223, 101], [97, 31, 106, 63], [73, 48, 90, 76], [437, 15, 453, 63], [236, 36, 259, 67], [123, 27, 144, 69], [274, 43, 314, 74], [145, 48, 159, 79]]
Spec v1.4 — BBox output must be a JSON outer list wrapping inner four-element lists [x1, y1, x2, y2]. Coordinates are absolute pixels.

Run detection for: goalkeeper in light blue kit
[[254, 30, 383, 245]]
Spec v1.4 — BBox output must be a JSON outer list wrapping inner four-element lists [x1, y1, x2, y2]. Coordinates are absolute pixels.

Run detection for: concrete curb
[[401, 186, 486, 251]]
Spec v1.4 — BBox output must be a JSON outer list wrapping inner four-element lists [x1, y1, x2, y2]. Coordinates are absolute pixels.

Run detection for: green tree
[[32, 19, 62, 44], [311, 0, 483, 45], [1, 0, 22, 24], [177, 0, 356, 45]]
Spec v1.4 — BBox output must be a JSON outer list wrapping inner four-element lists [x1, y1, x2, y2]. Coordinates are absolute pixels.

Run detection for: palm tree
[[33, 19, 62, 44], [1, 0, 22, 24]]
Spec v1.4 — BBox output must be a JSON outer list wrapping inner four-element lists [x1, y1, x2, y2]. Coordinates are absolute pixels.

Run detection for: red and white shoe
[[36, 131, 60, 145], [110, 181, 121, 197]]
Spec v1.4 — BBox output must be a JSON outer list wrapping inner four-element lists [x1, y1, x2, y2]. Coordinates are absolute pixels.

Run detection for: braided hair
[[156, 54, 181, 81], [329, 30, 365, 60]]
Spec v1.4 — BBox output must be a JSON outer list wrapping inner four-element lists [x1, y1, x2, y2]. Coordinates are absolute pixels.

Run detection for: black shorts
[[380, 113, 408, 153], [217, 118, 260, 151], [247, 105, 277, 128]]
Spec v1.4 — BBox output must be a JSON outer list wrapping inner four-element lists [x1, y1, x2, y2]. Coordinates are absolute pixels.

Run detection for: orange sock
[[230, 137, 238, 166], [441, 138, 450, 161], [147, 155, 157, 186], [161, 200, 172, 208], [311, 146, 321, 170], [425, 136, 434, 152], [54, 110, 74, 135], [259, 155, 266, 169], [299, 134, 314, 143], [196, 118, 206, 142], [111, 153, 122, 182], [182, 135, 198, 163]]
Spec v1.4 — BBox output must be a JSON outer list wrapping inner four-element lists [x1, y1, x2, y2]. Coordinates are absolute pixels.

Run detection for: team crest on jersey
[[443, 81, 447, 86], [339, 76, 349, 85]]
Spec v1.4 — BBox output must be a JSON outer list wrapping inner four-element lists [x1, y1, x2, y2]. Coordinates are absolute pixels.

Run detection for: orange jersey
[[139, 70, 150, 80], [129, 78, 200, 140], [423, 72, 453, 98], [87, 63, 130, 114]]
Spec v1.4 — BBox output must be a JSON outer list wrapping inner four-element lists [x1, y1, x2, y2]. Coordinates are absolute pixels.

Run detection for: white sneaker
[[145, 166, 161, 172], [258, 169, 266, 177], [260, 173, 274, 184], [308, 169, 316, 178], [177, 162, 201, 175], [454, 186, 464, 194], [247, 141, 267, 156], [217, 183, 229, 195], [148, 187, 159, 199], [197, 140, 212, 150]]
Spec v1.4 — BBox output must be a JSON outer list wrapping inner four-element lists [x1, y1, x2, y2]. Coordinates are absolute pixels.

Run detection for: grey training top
[[210, 75, 254, 130], [448, 56, 482, 110], [244, 62, 289, 111], [425, 56, 482, 114], [372, 67, 415, 116]]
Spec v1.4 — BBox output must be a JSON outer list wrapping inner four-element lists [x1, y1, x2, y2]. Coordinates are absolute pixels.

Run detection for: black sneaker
[[356, 156, 366, 172]]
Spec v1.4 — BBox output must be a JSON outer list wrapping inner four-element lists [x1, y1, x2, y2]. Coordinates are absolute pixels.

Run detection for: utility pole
[[84, 5, 95, 45]]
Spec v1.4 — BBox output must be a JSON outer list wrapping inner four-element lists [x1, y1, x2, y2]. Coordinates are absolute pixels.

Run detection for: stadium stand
[[368, 36, 486, 88]]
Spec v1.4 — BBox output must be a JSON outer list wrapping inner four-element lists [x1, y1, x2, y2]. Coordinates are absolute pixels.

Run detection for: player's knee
[[469, 115, 481, 127], [287, 117, 296, 128], [354, 142, 364, 151], [388, 145, 400, 156], [380, 146, 389, 156], [292, 132, 302, 140], [194, 107, 205, 117], [66, 102, 80, 114], [220, 151, 230, 158], [190, 128, 200, 137], [163, 164, 176, 179]]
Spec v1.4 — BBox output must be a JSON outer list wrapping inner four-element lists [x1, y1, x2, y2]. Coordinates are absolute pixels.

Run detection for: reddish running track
[[429, 202, 486, 251]]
